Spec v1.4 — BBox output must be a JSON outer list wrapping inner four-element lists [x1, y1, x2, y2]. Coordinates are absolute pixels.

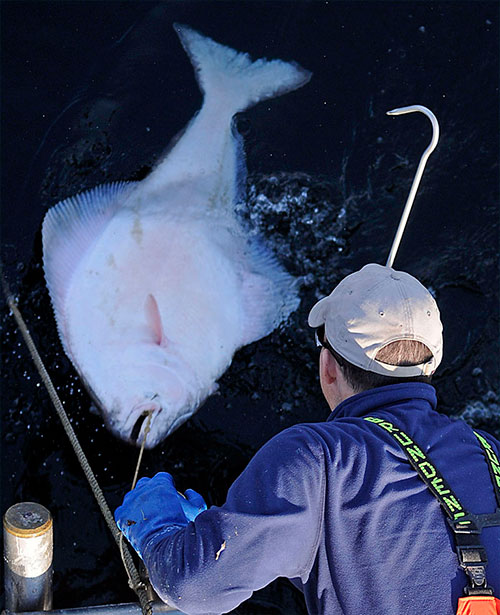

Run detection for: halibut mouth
[[128, 402, 161, 446], [130, 411, 150, 444]]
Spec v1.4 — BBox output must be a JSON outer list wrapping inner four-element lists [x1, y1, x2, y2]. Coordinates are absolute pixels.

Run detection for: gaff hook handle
[[385, 105, 440, 268]]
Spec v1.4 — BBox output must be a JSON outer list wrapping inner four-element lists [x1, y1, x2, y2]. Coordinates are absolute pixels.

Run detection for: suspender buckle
[[462, 571, 494, 597], [448, 517, 495, 596]]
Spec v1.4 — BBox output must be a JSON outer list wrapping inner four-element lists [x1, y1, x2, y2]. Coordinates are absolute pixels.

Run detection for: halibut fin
[[42, 181, 136, 351], [145, 293, 168, 347], [239, 239, 300, 347]]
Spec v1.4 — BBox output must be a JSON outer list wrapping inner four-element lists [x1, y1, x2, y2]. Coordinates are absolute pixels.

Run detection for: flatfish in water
[[42, 24, 311, 448]]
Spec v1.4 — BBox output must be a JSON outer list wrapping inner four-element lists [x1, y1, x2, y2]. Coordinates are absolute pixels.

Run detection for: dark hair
[[329, 346, 432, 392], [316, 325, 433, 392]]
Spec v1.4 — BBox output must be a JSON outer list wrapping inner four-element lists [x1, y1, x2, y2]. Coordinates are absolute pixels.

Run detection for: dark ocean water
[[1, 2, 499, 613]]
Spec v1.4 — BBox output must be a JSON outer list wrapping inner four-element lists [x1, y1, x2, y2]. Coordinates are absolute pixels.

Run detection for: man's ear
[[319, 348, 339, 384]]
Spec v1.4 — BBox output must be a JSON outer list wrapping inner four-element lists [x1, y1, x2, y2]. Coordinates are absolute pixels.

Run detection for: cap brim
[[308, 296, 331, 328]]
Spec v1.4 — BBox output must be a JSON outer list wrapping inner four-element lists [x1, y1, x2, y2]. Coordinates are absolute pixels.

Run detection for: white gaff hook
[[385, 105, 439, 268]]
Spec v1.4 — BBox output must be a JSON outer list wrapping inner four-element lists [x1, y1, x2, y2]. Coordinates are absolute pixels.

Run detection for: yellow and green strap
[[364, 417, 500, 516], [365, 416, 469, 521], [473, 430, 500, 506], [364, 416, 500, 596]]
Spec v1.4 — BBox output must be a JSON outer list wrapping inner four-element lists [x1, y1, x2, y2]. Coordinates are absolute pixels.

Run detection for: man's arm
[[142, 425, 326, 615]]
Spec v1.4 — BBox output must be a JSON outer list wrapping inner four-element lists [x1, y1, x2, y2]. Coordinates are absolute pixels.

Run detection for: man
[[115, 263, 500, 615]]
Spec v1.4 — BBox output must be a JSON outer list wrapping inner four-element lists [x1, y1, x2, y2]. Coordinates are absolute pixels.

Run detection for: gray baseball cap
[[308, 263, 443, 377]]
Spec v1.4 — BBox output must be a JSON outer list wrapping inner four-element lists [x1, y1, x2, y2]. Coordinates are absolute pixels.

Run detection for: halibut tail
[[174, 23, 312, 114]]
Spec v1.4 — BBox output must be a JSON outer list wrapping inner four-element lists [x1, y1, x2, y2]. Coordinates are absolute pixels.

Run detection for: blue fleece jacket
[[143, 383, 500, 615]]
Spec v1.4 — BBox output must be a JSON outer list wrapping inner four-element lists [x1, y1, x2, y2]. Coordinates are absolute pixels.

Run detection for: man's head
[[308, 264, 443, 409]]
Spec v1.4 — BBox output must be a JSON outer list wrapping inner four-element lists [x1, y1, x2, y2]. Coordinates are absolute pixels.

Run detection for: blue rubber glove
[[181, 488, 208, 521], [114, 472, 207, 557]]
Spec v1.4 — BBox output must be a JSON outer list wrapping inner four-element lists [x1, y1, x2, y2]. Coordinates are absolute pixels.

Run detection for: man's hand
[[114, 472, 207, 557]]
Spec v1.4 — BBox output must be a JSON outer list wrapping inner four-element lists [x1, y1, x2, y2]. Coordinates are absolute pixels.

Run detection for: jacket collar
[[327, 382, 437, 421]]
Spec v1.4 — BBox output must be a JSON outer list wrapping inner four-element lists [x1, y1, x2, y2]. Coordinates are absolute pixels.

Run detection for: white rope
[[120, 411, 154, 596]]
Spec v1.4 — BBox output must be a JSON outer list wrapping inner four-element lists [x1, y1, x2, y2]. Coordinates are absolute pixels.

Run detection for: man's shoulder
[[268, 418, 365, 456], [266, 421, 328, 449], [255, 421, 336, 469]]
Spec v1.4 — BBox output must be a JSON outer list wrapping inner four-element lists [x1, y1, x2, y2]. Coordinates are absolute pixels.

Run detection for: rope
[[120, 411, 154, 596], [132, 412, 153, 491], [2, 277, 153, 615]]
